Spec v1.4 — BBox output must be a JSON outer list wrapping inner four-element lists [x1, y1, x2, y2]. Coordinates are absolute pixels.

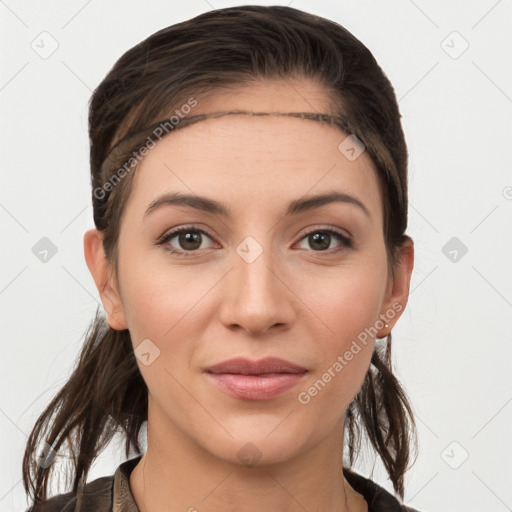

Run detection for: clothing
[[27, 454, 420, 512]]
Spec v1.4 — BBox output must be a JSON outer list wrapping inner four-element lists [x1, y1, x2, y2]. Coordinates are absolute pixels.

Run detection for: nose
[[218, 239, 296, 336]]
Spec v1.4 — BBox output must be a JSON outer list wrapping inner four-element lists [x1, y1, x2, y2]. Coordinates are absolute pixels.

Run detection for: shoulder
[[343, 467, 422, 512], [25, 474, 114, 512]]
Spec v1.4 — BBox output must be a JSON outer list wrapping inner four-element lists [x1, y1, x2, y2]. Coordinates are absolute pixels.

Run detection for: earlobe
[[378, 237, 415, 335], [83, 228, 128, 331]]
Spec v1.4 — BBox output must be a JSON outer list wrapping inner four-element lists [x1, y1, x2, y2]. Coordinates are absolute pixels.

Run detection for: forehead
[[123, 79, 383, 223]]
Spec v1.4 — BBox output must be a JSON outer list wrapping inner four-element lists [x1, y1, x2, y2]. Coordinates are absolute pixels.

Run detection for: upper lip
[[205, 357, 307, 375]]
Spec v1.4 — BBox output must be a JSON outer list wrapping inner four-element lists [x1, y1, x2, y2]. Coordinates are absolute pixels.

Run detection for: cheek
[[294, 256, 387, 410], [117, 255, 226, 392], [118, 247, 214, 342], [296, 283, 378, 425], [119, 264, 210, 407], [299, 259, 387, 345]]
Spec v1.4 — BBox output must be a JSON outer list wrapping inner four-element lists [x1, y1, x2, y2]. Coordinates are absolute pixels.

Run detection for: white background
[[1, 1, 511, 511]]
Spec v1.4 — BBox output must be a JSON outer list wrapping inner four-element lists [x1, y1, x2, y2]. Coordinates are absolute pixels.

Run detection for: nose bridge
[[220, 233, 294, 335]]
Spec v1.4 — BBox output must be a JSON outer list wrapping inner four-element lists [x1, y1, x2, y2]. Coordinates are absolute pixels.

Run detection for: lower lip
[[206, 372, 307, 400]]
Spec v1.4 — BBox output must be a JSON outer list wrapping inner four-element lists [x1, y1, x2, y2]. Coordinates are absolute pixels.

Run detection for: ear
[[377, 236, 414, 337], [83, 228, 128, 331]]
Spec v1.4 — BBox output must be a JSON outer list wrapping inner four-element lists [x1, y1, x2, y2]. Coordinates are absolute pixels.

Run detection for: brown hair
[[22, 5, 417, 507]]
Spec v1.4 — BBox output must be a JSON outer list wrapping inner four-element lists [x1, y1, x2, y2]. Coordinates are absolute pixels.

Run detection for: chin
[[200, 424, 314, 468]]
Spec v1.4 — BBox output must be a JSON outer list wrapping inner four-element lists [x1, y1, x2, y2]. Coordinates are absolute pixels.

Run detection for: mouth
[[204, 357, 308, 400]]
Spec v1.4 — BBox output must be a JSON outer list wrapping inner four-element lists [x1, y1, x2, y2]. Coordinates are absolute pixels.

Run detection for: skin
[[84, 78, 414, 512]]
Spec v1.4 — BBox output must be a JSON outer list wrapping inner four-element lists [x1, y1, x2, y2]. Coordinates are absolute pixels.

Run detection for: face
[[85, 78, 413, 467]]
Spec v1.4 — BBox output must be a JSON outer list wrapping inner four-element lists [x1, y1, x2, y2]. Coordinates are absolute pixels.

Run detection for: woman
[[23, 5, 421, 512]]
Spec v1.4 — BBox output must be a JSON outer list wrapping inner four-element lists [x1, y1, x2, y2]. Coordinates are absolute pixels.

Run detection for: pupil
[[180, 232, 201, 250], [310, 232, 329, 250]]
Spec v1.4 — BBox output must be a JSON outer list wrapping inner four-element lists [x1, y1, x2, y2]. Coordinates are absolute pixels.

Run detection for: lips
[[204, 357, 308, 400], [205, 357, 307, 375]]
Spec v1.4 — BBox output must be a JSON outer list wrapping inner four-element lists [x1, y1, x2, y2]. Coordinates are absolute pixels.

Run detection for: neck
[[129, 407, 366, 512]]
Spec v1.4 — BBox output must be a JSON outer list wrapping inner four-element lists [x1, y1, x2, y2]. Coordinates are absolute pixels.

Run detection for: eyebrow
[[144, 190, 371, 219]]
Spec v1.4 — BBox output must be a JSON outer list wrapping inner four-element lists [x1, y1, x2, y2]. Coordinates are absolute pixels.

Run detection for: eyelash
[[155, 224, 353, 257]]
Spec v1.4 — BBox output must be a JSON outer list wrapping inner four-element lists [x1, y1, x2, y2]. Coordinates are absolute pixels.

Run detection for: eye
[[295, 228, 352, 253], [156, 225, 353, 257], [156, 226, 216, 256]]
